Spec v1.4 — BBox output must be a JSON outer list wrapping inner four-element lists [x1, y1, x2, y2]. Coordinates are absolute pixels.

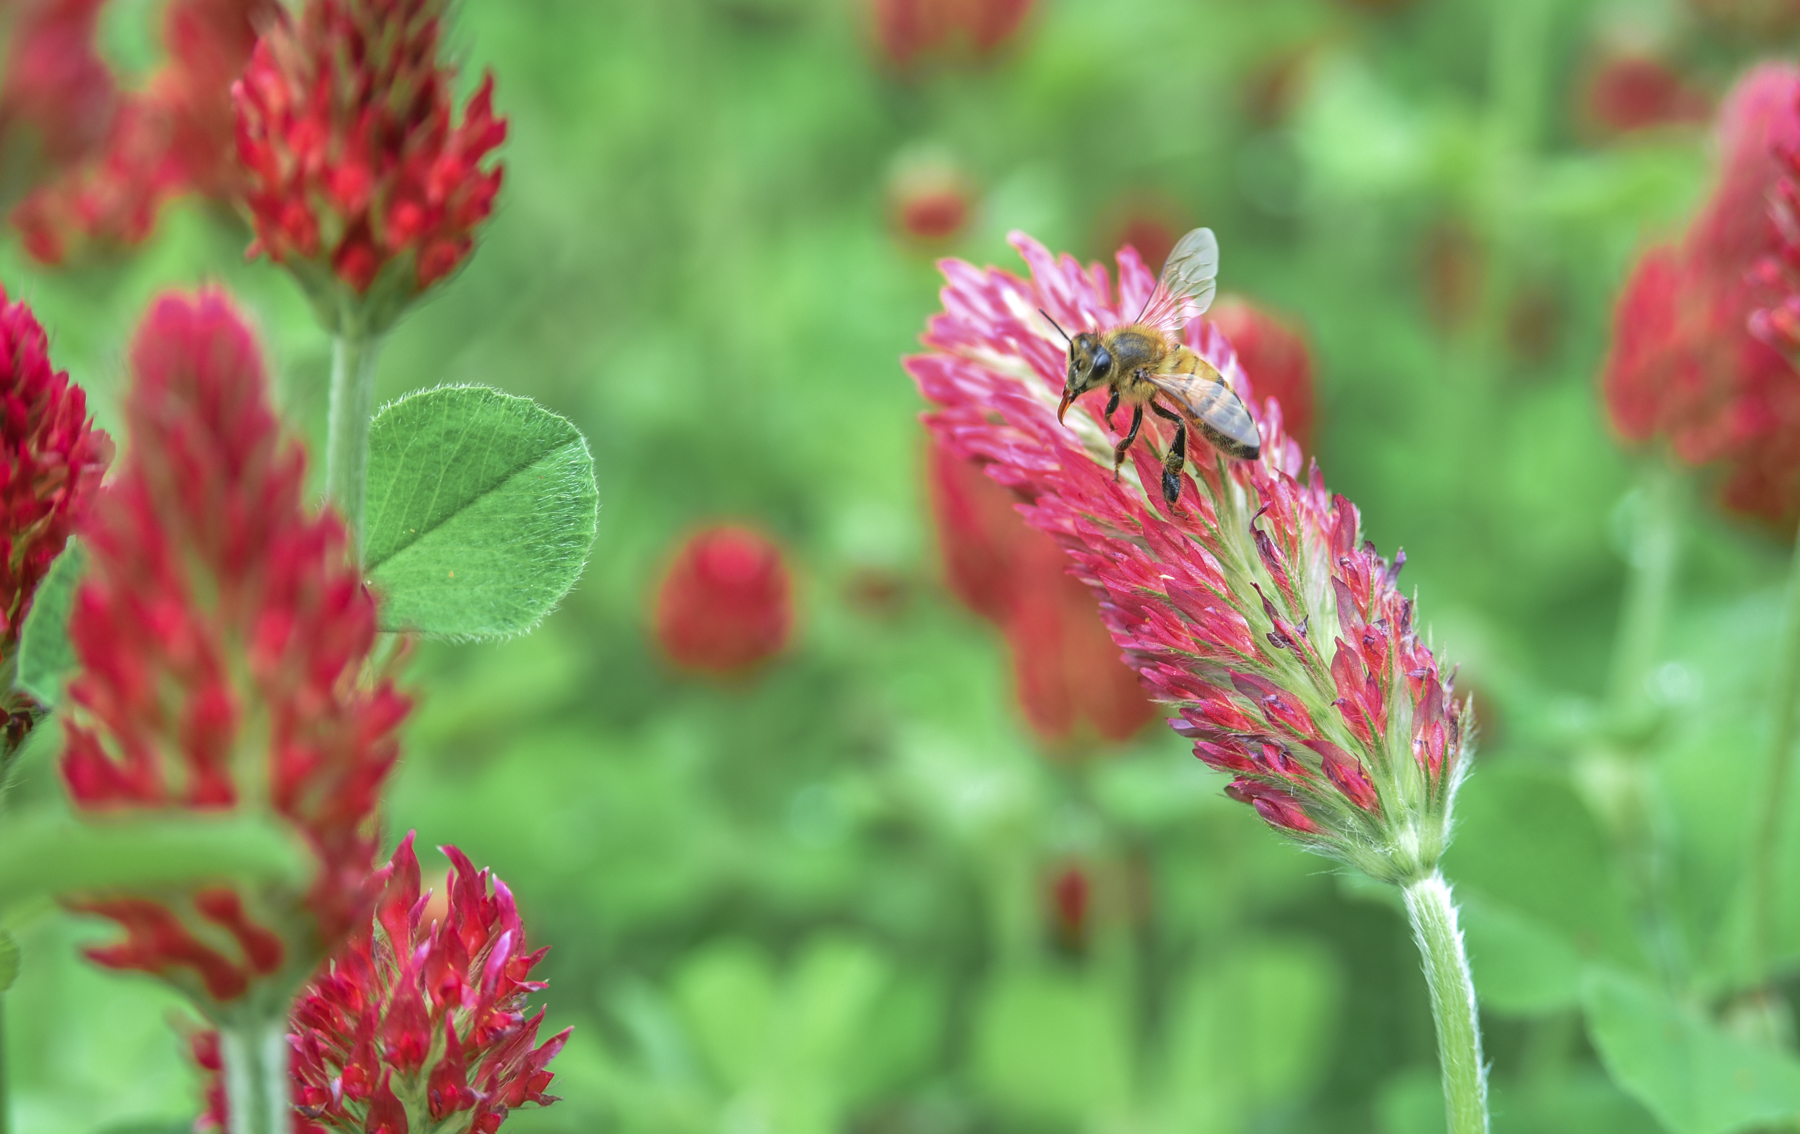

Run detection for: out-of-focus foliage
[[8, 0, 1800, 1131]]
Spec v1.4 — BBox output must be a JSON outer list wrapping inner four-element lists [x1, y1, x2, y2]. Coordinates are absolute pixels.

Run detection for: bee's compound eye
[[1091, 346, 1113, 378]]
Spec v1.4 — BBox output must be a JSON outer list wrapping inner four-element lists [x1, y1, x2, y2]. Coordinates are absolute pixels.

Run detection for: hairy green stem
[[220, 1020, 289, 1134], [1751, 528, 1800, 981], [325, 331, 383, 561], [1404, 872, 1489, 1134]]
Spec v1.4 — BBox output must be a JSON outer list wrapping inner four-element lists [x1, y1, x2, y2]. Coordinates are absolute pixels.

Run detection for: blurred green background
[[10, 0, 1800, 1130]]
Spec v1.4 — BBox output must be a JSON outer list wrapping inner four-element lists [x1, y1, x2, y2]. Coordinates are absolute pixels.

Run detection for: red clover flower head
[[0, 288, 111, 646], [907, 233, 1473, 882], [60, 289, 411, 1009], [928, 440, 1156, 745], [232, 0, 508, 334], [1607, 64, 1800, 525], [289, 835, 569, 1133], [652, 524, 796, 679]]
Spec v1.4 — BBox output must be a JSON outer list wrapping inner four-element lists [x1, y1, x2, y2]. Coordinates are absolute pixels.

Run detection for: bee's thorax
[[1104, 326, 1169, 375]]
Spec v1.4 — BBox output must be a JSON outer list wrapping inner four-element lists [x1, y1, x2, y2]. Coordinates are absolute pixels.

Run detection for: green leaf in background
[[1461, 894, 1586, 1016], [1154, 937, 1342, 1132], [670, 935, 911, 1134], [1443, 762, 1646, 972], [16, 538, 87, 708], [0, 927, 17, 992], [364, 385, 598, 639], [675, 939, 778, 1092], [1583, 968, 1800, 1134], [972, 965, 1133, 1125], [0, 810, 311, 916]]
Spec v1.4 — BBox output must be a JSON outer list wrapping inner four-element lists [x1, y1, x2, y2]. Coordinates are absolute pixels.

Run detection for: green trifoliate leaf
[[1583, 968, 1800, 1134], [364, 385, 599, 639], [15, 538, 87, 708]]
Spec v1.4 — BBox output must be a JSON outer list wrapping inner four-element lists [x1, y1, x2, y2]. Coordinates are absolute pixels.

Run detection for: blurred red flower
[[0, 0, 116, 177], [1419, 217, 1484, 332], [929, 441, 1156, 745], [1093, 196, 1188, 283], [11, 0, 277, 265], [1605, 64, 1800, 526], [1578, 52, 1711, 139], [869, 0, 1034, 69], [889, 158, 977, 247], [1753, 75, 1800, 365], [60, 289, 410, 1005], [1240, 43, 1320, 128], [653, 524, 795, 678], [908, 233, 1470, 872], [1207, 297, 1318, 454], [232, 0, 507, 331], [1046, 862, 1090, 950]]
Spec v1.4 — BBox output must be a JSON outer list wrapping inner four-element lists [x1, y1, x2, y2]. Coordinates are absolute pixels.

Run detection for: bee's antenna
[[1039, 308, 1071, 344]]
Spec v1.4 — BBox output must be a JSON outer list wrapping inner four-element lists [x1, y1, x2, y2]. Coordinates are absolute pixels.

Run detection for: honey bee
[[1050, 227, 1261, 506]]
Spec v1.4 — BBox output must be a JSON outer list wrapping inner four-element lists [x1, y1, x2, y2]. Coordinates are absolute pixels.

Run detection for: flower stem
[[325, 330, 383, 561], [1586, 459, 1685, 985], [1751, 526, 1800, 981], [1605, 460, 1680, 725], [0, 995, 9, 1134], [1403, 872, 1489, 1134], [220, 1020, 290, 1134]]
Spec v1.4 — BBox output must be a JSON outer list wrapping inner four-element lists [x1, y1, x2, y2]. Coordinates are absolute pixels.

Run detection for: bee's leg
[[1112, 404, 1143, 478], [1104, 388, 1120, 426], [1151, 401, 1186, 505]]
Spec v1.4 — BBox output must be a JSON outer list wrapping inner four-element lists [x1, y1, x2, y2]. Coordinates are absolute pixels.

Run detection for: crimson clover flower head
[[652, 523, 796, 678], [288, 834, 569, 1133], [907, 233, 1473, 882], [60, 288, 410, 1010], [1607, 63, 1800, 526], [231, 0, 508, 335], [928, 440, 1155, 745], [0, 287, 111, 645]]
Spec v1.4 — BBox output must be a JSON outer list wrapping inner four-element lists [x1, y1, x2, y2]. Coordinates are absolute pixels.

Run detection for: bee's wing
[[1135, 227, 1219, 334], [1144, 360, 1261, 461]]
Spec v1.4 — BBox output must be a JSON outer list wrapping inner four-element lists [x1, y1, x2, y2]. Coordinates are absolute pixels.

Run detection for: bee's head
[[1058, 332, 1112, 422]]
